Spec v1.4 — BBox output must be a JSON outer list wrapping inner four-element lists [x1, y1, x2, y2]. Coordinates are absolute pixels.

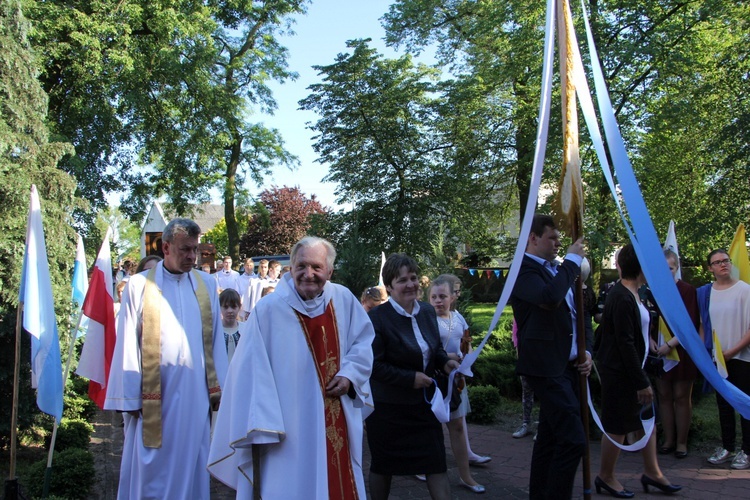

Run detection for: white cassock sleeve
[[207, 312, 286, 490], [336, 295, 375, 416]]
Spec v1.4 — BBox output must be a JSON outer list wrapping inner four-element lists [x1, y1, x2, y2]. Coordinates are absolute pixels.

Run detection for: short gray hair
[[291, 236, 336, 270], [163, 218, 201, 242]]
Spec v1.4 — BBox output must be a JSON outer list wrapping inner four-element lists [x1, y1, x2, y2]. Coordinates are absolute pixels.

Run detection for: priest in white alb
[[105, 218, 228, 499], [208, 236, 374, 499]]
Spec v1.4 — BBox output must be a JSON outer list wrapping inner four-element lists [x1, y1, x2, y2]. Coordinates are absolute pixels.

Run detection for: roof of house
[[142, 201, 225, 234]]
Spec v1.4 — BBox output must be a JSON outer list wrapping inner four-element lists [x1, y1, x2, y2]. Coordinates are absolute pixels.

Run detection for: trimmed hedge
[[44, 418, 93, 452], [467, 385, 502, 424], [23, 447, 95, 499]]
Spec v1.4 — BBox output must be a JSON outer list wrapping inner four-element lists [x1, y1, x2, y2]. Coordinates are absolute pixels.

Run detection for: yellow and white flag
[[554, 0, 584, 238], [658, 318, 680, 374], [713, 330, 729, 379], [729, 223, 750, 284], [663, 220, 681, 281]]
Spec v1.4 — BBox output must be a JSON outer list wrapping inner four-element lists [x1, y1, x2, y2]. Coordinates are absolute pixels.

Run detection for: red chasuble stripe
[[296, 303, 358, 500]]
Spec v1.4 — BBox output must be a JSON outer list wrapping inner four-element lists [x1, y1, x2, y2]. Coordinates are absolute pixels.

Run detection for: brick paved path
[[88, 410, 750, 499]]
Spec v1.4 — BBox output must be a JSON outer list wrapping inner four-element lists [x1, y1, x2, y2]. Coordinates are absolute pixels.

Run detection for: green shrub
[[69, 375, 90, 397], [23, 447, 95, 499], [63, 392, 98, 421], [44, 418, 93, 452], [470, 348, 521, 399], [467, 385, 501, 424]]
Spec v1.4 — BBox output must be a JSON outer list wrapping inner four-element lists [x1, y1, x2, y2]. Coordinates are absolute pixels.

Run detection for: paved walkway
[[88, 410, 750, 499]]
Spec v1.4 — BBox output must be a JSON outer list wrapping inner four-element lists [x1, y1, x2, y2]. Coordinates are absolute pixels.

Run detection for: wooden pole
[[42, 309, 85, 497], [557, 0, 591, 496], [6, 302, 24, 500], [575, 272, 592, 499], [252, 444, 261, 500]]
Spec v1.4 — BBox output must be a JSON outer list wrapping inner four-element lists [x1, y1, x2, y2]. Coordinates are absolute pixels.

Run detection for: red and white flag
[[76, 227, 116, 408]]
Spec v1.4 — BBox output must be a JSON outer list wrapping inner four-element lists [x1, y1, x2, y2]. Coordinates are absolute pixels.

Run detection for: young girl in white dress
[[427, 275, 491, 493]]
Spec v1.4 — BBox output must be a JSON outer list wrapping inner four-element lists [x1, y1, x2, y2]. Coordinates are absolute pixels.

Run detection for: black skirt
[[366, 401, 446, 475], [599, 367, 651, 435]]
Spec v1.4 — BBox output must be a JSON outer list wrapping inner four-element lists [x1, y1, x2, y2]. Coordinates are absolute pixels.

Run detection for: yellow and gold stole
[[141, 267, 221, 448]]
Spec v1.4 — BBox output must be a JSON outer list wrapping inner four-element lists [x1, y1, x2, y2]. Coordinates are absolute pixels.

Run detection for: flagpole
[[575, 268, 592, 499], [6, 302, 24, 500], [557, 0, 591, 496], [42, 308, 85, 497]]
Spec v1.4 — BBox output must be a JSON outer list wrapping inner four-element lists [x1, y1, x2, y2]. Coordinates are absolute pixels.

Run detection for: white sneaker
[[512, 423, 530, 439], [731, 450, 749, 470], [415, 474, 426, 481], [708, 447, 735, 465]]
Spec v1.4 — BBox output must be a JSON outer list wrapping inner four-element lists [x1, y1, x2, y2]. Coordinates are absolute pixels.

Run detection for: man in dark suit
[[511, 214, 592, 499]]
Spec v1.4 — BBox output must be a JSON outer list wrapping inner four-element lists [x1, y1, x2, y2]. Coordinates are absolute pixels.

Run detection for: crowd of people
[[98, 214, 750, 499]]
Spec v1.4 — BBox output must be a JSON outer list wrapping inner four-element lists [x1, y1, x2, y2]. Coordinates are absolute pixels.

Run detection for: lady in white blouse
[[705, 249, 750, 469]]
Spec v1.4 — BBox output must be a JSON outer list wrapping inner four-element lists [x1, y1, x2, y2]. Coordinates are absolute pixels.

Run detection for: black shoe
[[594, 476, 635, 498], [640, 474, 682, 495], [674, 449, 688, 459], [658, 445, 676, 455]]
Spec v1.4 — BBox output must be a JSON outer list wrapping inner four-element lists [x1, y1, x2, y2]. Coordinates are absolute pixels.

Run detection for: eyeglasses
[[710, 259, 731, 267]]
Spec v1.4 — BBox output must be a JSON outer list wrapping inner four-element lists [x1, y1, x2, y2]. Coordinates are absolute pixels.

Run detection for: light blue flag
[[71, 233, 87, 309], [19, 185, 64, 422], [71, 233, 89, 337]]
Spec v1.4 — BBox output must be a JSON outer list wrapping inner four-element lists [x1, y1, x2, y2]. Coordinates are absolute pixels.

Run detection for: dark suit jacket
[[368, 300, 451, 404], [511, 255, 583, 378], [595, 282, 650, 390]]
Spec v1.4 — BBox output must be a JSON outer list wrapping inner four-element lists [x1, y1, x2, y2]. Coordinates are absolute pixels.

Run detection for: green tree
[[383, 0, 550, 219], [301, 38, 509, 259], [0, 0, 80, 446], [329, 213, 382, 296], [25, 0, 306, 256], [383, 0, 749, 279], [203, 212, 251, 258], [300, 39, 445, 255], [95, 207, 141, 262]]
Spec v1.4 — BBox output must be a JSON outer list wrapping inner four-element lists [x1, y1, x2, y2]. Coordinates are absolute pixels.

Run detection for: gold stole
[[141, 267, 221, 448], [296, 302, 358, 500]]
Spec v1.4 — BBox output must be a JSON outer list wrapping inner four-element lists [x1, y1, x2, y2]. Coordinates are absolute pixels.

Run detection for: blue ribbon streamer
[[579, 0, 750, 418], [463, 0, 750, 421]]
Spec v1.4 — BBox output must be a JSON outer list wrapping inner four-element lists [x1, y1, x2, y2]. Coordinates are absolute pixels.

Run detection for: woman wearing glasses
[[595, 244, 681, 497], [705, 249, 750, 469]]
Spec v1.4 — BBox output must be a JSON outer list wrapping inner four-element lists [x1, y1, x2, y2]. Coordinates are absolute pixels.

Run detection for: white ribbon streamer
[[459, 0, 557, 377], [425, 369, 460, 423]]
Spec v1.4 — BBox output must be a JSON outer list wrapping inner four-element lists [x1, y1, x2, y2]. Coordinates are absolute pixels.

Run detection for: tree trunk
[[225, 135, 242, 261], [513, 73, 537, 223]]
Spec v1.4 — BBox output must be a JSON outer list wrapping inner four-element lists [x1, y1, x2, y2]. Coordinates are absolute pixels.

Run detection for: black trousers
[[716, 359, 750, 453], [525, 367, 587, 500]]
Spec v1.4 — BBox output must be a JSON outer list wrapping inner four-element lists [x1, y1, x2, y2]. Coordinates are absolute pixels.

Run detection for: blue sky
[[256, 0, 408, 210], [109, 1, 412, 212]]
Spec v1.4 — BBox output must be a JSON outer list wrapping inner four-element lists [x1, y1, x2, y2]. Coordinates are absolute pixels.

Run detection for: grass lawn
[[465, 302, 513, 336]]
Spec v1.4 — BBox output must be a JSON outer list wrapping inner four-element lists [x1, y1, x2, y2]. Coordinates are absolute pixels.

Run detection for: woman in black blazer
[[595, 244, 681, 497], [367, 253, 459, 500]]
